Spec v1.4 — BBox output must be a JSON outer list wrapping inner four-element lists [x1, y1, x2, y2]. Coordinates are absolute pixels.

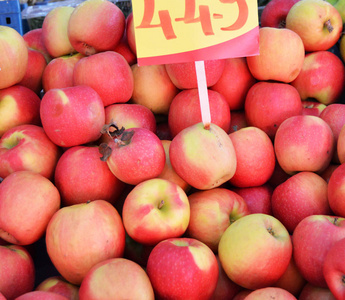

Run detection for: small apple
[[35, 276, 79, 300], [327, 163, 345, 217]]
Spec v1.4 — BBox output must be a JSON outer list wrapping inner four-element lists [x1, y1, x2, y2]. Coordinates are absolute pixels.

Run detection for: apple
[[271, 171, 331, 233], [292, 215, 345, 287], [337, 124, 345, 164], [246, 27, 305, 83], [40, 85, 105, 148], [0, 170, 61, 245], [299, 282, 337, 300], [301, 100, 326, 116], [0, 26, 28, 90], [210, 57, 256, 111], [18, 48, 47, 95], [340, 34, 345, 63], [130, 63, 179, 115], [42, 53, 84, 93], [232, 184, 273, 215], [23, 28, 52, 63], [122, 178, 190, 246], [0, 124, 61, 180], [146, 237, 219, 300], [112, 32, 137, 66], [218, 213, 292, 290], [67, 0, 125, 56], [14, 291, 70, 300], [229, 110, 247, 133], [42, 6, 76, 58], [54, 145, 125, 207], [0, 244, 35, 300], [79, 258, 154, 299], [260, 0, 300, 28], [168, 89, 231, 138], [35, 276, 79, 300], [46, 200, 126, 285], [125, 12, 136, 55], [244, 81, 302, 139], [157, 140, 190, 192], [291, 51, 345, 105], [244, 287, 297, 299], [327, 162, 345, 217], [274, 115, 334, 175], [186, 187, 250, 252], [285, 0, 343, 52], [0, 85, 41, 137], [103, 127, 165, 185], [229, 126, 276, 188], [73, 51, 133, 107], [165, 59, 226, 90], [169, 122, 237, 190]]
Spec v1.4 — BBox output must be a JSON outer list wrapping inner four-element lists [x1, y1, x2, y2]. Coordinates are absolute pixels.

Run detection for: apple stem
[[158, 200, 164, 209], [267, 227, 275, 236], [324, 19, 334, 33]]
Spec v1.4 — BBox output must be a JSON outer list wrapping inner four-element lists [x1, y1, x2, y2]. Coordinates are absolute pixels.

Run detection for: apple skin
[[67, 0, 125, 56], [35, 276, 79, 300], [340, 34, 345, 63], [337, 124, 345, 164], [246, 27, 305, 83], [112, 32, 137, 66], [244, 81, 302, 139], [42, 6, 76, 58], [0, 26, 28, 90], [292, 215, 345, 288], [291, 51, 345, 105], [146, 237, 219, 300], [271, 171, 331, 233], [286, 0, 343, 52], [165, 59, 226, 90], [40, 85, 105, 148], [73, 51, 133, 107], [218, 213, 292, 290], [0, 244, 35, 300], [23, 28, 52, 63], [14, 291, 70, 300], [42, 53, 84, 93], [302, 100, 326, 116], [0, 124, 61, 180], [186, 188, 250, 252], [122, 178, 190, 246], [260, 0, 300, 28], [46, 200, 126, 285], [54, 145, 125, 207], [168, 89, 231, 138], [210, 57, 256, 111], [0, 170, 61, 245], [105, 127, 165, 186], [229, 126, 276, 188], [0, 85, 41, 137], [327, 163, 345, 217], [79, 258, 154, 300], [169, 122, 237, 190], [245, 287, 297, 299], [125, 12, 136, 55], [299, 282, 337, 300], [274, 115, 335, 175], [130, 63, 179, 115]]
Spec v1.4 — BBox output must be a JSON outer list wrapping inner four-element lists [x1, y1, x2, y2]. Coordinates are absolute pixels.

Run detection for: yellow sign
[[132, 0, 260, 65]]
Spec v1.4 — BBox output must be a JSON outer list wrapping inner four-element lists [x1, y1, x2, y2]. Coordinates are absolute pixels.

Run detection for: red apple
[[79, 258, 154, 299], [246, 27, 305, 83], [0, 170, 61, 245], [40, 85, 105, 148], [299, 282, 337, 300], [15, 291, 69, 300], [0, 85, 41, 137], [0, 124, 61, 180], [244, 81, 302, 139], [126, 12, 136, 55], [186, 188, 250, 252], [286, 0, 343, 52], [35, 276, 79, 300], [291, 51, 345, 105], [218, 213, 292, 290], [274, 115, 334, 174], [54, 145, 125, 206], [292, 215, 345, 287], [229, 126, 276, 188], [46, 200, 126, 285], [0, 244, 35, 300], [210, 57, 256, 111], [169, 123, 237, 190], [168, 89, 231, 138], [67, 0, 125, 55], [112, 32, 137, 66], [146, 237, 219, 300], [73, 51, 133, 106], [122, 178, 190, 246], [327, 162, 345, 217], [244, 287, 297, 299], [271, 171, 331, 233], [301, 100, 326, 116], [338, 124, 345, 164], [23, 28, 52, 63], [165, 59, 225, 89], [0, 26, 28, 89]]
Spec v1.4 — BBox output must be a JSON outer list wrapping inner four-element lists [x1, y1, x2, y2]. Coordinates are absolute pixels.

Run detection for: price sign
[[131, 0, 260, 65]]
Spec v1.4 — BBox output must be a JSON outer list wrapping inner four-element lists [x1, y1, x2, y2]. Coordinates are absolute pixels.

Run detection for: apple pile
[[1, 0, 345, 298]]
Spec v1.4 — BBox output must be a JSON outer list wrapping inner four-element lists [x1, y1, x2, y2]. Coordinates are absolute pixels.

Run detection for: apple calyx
[[324, 19, 334, 33], [158, 200, 164, 209], [82, 43, 96, 56]]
